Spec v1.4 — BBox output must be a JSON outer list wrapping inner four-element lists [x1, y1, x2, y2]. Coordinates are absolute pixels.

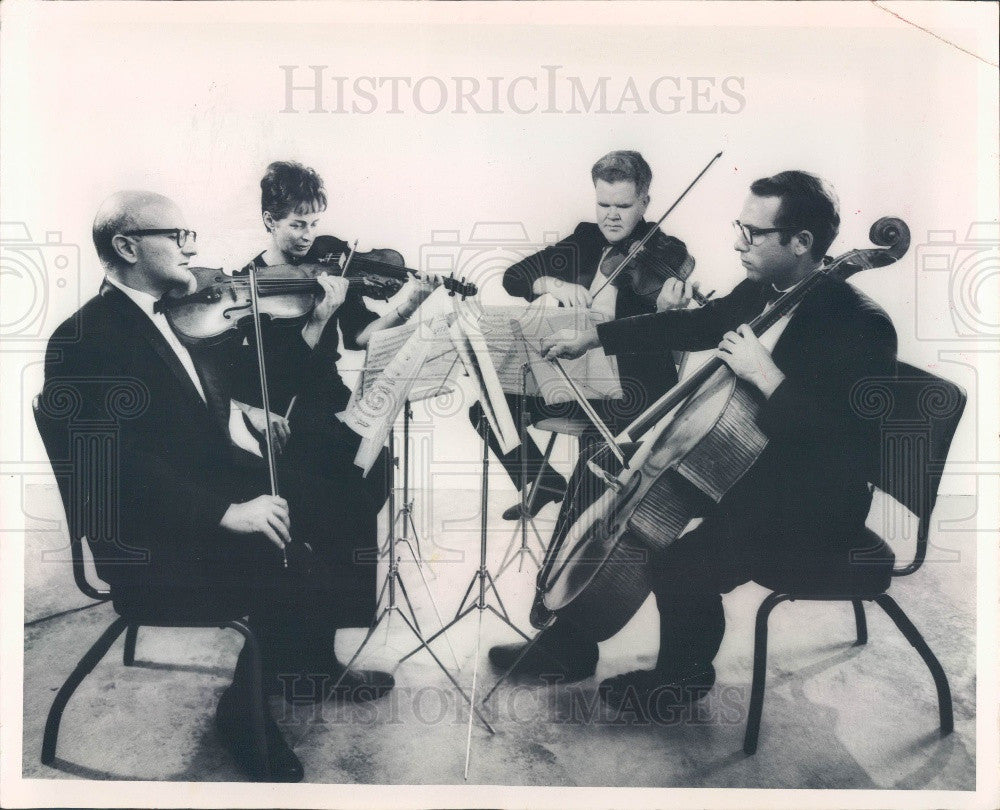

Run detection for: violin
[[155, 255, 477, 347], [305, 245, 477, 302]]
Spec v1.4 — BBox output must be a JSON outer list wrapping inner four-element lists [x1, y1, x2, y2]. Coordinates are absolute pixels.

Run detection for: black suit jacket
[[598, 274, 898, 533], [503, 221, 692, 409], [43, 282, 248, 587]]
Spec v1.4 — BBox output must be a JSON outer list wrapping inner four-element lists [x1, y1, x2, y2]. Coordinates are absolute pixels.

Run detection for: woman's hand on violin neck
[[398, 273, 441, 318], [302, 275, 349, 348], [220, 494, 291, 551], [656, 278, 699, 312], [715, 324, 785, 398], [541, 325, 600, 361], [532, 277, 593, 309]]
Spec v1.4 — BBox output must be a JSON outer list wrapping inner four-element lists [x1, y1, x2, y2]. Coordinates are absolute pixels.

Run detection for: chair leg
[[123, 624, 139, 666], [873, 593, 954, 736], [743, 593, 791, 755], [42, 615, 129, 765], [852, 600, 868, 645], [224, 620, 271, 780]]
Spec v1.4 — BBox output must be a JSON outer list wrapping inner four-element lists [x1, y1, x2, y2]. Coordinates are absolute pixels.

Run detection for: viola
[[599, 223, 710, 305], [590, 151, 723, 307], [155, 257, 477, 347]]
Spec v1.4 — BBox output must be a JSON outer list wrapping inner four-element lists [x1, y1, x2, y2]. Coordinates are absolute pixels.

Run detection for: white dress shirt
[[105, 275, 206, 402]]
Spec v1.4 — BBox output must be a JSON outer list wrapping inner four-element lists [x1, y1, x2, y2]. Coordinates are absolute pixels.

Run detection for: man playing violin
[[472, 150, 695, 522], [494, 171, 897, 712], [42, 190, 402, 782]]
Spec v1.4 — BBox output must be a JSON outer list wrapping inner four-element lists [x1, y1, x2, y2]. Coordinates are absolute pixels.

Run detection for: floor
[[21, 482, 978, 790]]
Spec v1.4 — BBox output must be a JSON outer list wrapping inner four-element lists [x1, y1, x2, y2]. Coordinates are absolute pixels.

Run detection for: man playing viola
[[493, 171, 897, 711], [43, 191, 407, 782], [471, 150, 696, 522]]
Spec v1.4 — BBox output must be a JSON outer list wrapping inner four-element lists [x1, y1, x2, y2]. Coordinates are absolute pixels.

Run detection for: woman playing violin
[[204, 161, 440, 700], [229, 161, 439, 499]]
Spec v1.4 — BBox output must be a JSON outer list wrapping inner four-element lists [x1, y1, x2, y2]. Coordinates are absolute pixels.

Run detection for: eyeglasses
[[121, 228, 198, 248], [732, 220, 797, 246]]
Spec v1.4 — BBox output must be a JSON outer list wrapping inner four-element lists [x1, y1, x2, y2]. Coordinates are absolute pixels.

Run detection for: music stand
[[397, 414, 531, 775], [496, 363, 547, 578], [332, 421, 492, 733]]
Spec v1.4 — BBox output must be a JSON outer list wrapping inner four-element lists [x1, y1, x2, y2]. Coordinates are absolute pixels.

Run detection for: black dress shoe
[[282, 658, 395, 704], [215, 685, 303, 783], [501, 488, 565, 521], [488, 624, 598, 683], [599, 664, 715, 720]]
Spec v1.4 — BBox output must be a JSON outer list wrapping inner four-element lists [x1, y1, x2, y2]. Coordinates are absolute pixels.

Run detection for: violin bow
[[340, 239, 359, 275], [246, 263, 287, 568], [591, 150, 723, 300], [549, 358, 625, 465]]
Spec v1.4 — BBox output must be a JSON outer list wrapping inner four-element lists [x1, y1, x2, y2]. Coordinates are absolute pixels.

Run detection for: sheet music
[[484, 303, 623, 405], [360, 321, 417, 396], [473, 305, 538, 394], [339, 318, 435, 475], [474, 299, 593, 395], [448, 316, 520, 455], [361, 318, 459, 402]]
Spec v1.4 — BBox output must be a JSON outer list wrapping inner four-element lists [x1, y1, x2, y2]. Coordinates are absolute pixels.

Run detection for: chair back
[[33, 394, 111, 600], [853, 361, 966, 576]]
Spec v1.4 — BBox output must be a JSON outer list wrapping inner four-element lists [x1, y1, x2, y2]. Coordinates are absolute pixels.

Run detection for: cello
[[534, 217, 911, 640]]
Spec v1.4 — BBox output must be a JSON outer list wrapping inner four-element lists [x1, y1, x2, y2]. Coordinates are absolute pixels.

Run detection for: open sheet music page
[[359, 321, 417, 396], [339, 317, 438, 475], [448, 315, 519, 454], [361, 317, 460, 402], [513, 306, 624, 405], [475, 304, 543, 394]]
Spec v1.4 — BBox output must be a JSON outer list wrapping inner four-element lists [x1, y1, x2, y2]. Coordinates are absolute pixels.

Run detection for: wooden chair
[[743, 362, 966, 754], [33, 386, 271, 779]]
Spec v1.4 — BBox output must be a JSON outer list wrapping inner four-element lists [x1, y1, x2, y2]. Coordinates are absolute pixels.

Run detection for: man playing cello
[[492, 171, 897, 711]]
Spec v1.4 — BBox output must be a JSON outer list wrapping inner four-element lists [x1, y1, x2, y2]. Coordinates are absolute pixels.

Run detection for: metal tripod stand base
[[332, 571, 494, 734]]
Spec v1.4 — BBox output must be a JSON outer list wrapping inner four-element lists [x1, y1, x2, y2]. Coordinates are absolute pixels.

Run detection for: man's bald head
[[93, 190, 181, 272]]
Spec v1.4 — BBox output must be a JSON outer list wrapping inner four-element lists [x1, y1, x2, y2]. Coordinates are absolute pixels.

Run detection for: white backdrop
[[1, 2, 997, 808]]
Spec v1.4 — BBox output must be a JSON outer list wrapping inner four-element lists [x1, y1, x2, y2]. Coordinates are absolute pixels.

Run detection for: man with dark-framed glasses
[[496, 171, 898, 713], [41, 190, 390, 782]]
